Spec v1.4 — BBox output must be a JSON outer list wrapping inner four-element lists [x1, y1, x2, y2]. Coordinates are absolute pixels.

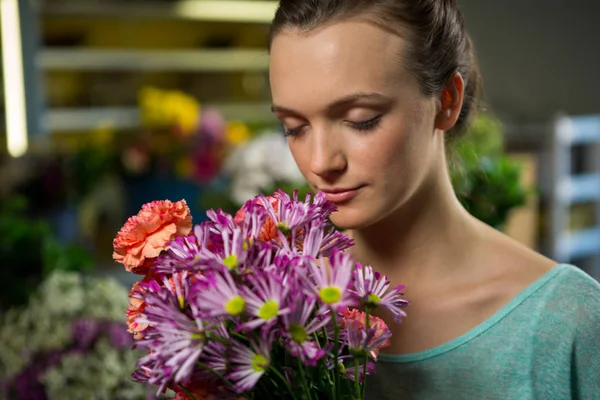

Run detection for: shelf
[[559, 227, 600, 260], [46, 103, 276, 132], [40, 48, 270, 72], [41, 0, 278, 23], [558, 173, 600, 204]]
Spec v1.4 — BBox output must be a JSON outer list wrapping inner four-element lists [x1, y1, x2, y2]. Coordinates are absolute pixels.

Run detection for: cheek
[[288, 141, 312, 178], [361, 123, 428, 188]]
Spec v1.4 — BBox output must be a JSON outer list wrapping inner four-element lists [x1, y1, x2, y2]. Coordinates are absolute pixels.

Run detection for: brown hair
[[269, 0, 481, 138]]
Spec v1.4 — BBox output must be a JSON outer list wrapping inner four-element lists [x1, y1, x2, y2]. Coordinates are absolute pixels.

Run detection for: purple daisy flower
[[257, 192, 313, 233], [217, 225, 249, 271], [134, 272, 206, 394], [343, 361, 376, 383], [301, 220, 354, 258], [305, 191, 338, 221], [352, 264, 409, 323], [196, 340, 229, 382], [153, 223, 215, 274], [304, 250, 357, 312], [238, 271, 292, 332], [194, 270, 247, 318], [282, 297, 329, 366], [227, 336, 273, 393], [206, 208, 236, 231], [232, 200, 269, 240]]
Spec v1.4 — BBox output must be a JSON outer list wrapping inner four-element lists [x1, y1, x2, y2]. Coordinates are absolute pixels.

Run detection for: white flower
[[224, 130, 306, 205]]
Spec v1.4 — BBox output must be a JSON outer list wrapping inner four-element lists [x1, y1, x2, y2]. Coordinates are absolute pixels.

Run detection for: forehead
[[269, 20, 413, 112]]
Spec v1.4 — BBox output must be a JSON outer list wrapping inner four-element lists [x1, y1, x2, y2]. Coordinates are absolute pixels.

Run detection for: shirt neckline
[[378, 263, 570, 363]]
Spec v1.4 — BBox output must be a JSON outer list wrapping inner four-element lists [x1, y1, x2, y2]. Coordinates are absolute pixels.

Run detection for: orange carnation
[[234, 196, 279, 242], [113, 199, 192, 273], [340, 307, 391, 361], [126, 278, 150, 339]]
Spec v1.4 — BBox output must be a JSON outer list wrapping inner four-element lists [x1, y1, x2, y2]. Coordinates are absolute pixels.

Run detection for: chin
[[329, 207, 376, 231]]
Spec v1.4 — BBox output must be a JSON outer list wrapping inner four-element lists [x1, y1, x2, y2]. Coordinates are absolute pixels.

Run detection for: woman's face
[[269, 20, 444, 229]]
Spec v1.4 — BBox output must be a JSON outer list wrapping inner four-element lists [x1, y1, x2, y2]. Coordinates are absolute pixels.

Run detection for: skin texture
[[270, 19, 556, 354]]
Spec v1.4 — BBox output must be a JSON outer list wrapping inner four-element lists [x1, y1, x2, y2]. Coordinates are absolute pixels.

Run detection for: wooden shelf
[[40, 48, 269, 72], [41, 0, 278, 23], [46, 103, 276, 132]]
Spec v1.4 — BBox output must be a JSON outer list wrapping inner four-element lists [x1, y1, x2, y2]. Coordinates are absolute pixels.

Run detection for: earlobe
[[434, 73, 465, 132]]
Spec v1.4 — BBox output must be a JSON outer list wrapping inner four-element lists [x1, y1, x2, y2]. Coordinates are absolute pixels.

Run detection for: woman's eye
[[349, 115, 383, 132], [283, 125, 304, 137]]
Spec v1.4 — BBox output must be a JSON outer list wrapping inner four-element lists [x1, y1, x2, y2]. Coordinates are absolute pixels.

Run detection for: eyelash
[[283, 115, 383, 137], [351, 115, 382, 132]]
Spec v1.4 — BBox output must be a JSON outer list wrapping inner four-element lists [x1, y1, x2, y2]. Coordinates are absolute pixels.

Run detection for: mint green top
[[367, 264, 600, 399]]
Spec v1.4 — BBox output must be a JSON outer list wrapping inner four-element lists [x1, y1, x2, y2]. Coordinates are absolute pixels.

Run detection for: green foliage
[[0, 195, 93, 310], [449, 113, 529, 228], [65, 142, 117, 202]]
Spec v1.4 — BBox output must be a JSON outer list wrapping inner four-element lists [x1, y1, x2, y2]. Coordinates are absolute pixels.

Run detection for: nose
[[309, 125, 347, 179]]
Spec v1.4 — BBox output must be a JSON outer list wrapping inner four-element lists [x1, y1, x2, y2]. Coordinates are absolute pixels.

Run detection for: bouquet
[[0, 271, 148, 400], [113, 190, 409, 399]]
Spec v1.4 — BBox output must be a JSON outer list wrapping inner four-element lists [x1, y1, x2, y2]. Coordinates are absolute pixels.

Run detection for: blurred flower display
[[224, 130, 306, 205], [122, 86, 251, 185], [201, 130, 310, 213], [0, 271, 151, 400]]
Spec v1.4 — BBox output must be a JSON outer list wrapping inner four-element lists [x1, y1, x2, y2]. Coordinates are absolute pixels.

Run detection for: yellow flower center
[[243, 238, 254, 251], [277, 222, 291, 235], [224, 296, 246, 316], [367, 293, 382, 304], [251, 354, 268, 373], [258, 300, 279, 320], [223, 255, 238, 270], [319, 286, 342, 305], [178, 296, 185, 309], [191, 332, 204, 340], [289, 323, 308, 343]]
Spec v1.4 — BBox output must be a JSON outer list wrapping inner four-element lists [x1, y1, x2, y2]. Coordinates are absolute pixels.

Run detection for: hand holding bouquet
[[113, 190, 408, 399]]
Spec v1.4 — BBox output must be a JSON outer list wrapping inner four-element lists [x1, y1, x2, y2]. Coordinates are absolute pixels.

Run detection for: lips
[[320, 187, 363, 204]]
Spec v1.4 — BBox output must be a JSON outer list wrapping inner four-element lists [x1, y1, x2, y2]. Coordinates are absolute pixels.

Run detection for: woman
[[268, 0, 600, 398]]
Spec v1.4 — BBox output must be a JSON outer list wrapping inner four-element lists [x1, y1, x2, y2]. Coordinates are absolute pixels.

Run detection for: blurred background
[[0, 0, 599, 398]]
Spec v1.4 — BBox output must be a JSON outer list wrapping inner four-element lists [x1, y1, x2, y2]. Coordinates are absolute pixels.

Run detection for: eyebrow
[[271, 92, 390, 115]]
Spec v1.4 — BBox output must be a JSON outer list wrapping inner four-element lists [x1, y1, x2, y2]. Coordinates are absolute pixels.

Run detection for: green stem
[[179, 385, 198, 400], [361, 307, 371, 398], [317, 329, 335, 390], [257, 379, 275, 400], [231, 331, 250, 342], [196, 361, 233, 387], [270, 366, 298, 400], [297, 357, 313, 400], [354, 357, 361, 399], [332, 312, 341, 400]]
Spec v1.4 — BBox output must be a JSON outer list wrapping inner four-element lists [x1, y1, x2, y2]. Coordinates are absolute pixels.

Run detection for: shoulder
[[547, 265, 600, 396], [535, 265, 600, 334], [545, 265, 600, 306]]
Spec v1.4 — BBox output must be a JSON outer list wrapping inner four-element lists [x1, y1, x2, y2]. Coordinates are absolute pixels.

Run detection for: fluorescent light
[[175, 0, 278, 23], [1, 0, 28, 157]]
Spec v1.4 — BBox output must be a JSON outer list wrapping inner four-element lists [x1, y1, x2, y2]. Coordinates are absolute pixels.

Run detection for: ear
[[434, 72, 465, 132]]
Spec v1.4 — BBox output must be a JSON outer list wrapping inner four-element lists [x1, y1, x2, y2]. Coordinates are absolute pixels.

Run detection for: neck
[[349, 164, 480, 282]]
